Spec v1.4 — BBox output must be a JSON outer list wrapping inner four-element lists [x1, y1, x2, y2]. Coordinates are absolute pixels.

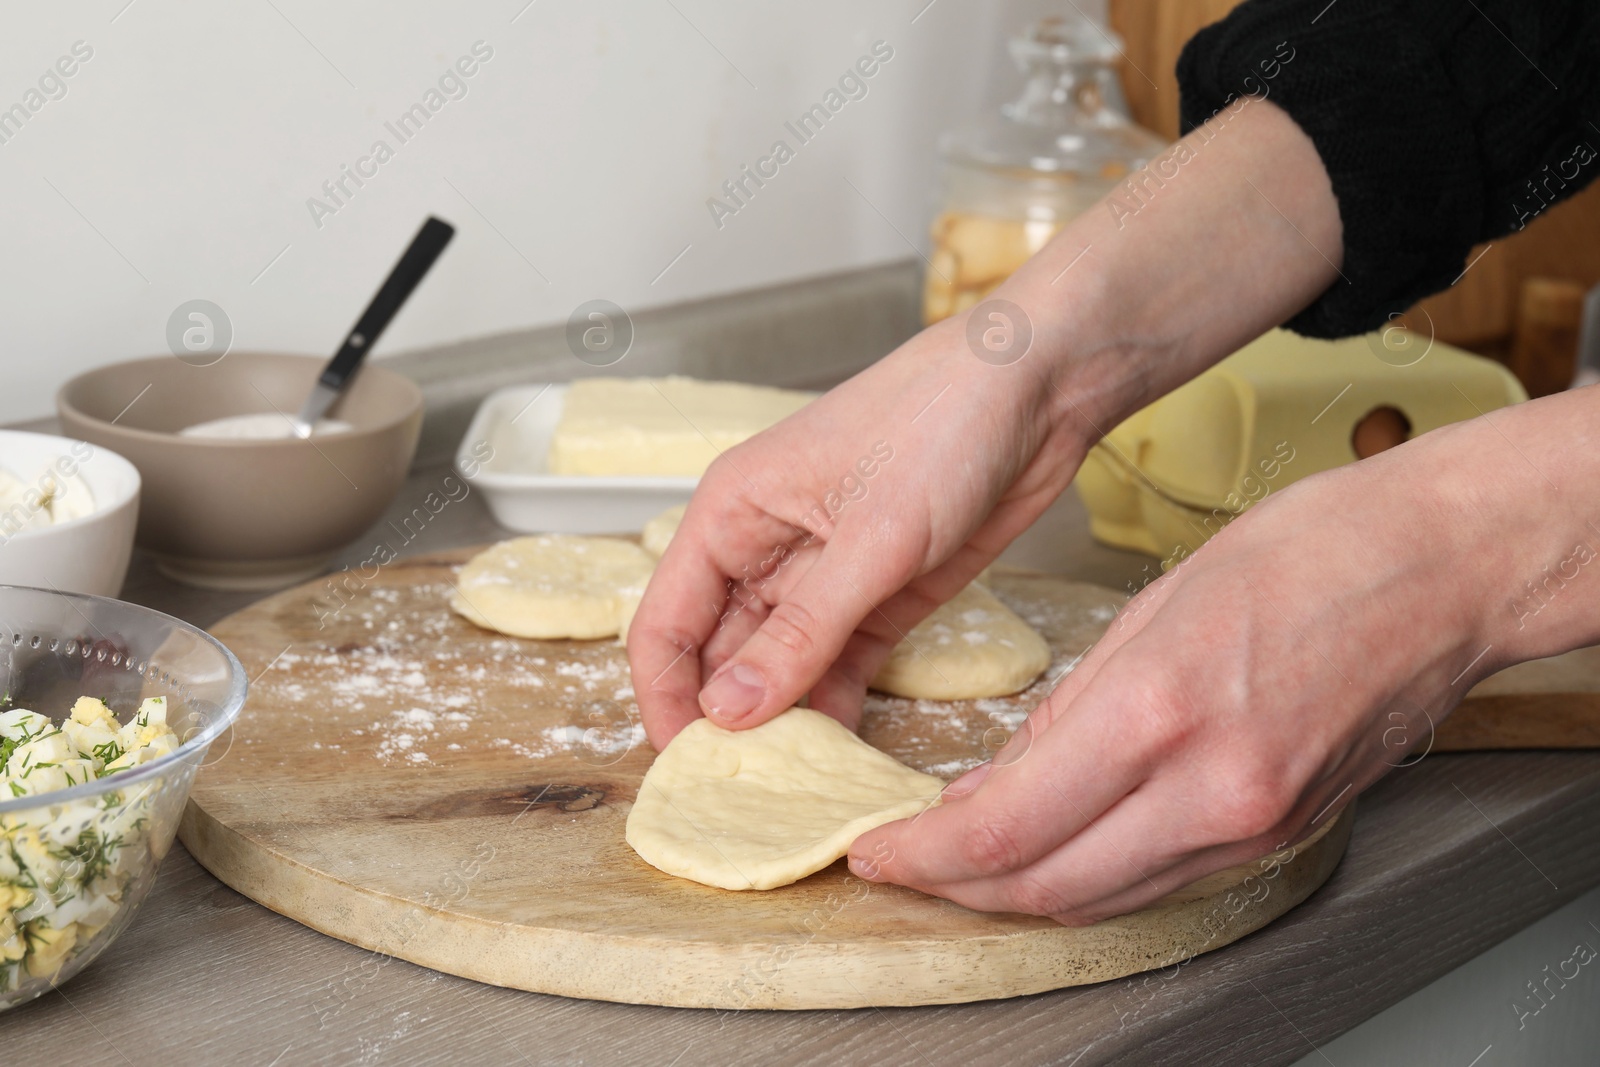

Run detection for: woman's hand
[[848, 419, 1534, 922], [628, 97, 1350, 751], [627, 315, 1094, 749]]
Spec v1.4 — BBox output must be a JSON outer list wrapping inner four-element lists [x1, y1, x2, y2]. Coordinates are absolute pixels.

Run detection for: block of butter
[[547, 376, 815, 477]]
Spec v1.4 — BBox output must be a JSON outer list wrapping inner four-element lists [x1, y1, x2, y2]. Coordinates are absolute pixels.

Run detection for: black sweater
[[1177, 0, 1600, 339]]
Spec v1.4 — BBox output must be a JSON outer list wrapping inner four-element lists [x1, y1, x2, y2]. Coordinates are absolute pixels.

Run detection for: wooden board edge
[[178, 797, 1352, 1011], [720, 806, 1353, 1010], [1443, 693, 1600, 750]]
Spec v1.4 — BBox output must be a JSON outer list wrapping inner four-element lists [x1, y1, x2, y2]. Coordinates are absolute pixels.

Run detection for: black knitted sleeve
[[1176, 0, 1600, 339]]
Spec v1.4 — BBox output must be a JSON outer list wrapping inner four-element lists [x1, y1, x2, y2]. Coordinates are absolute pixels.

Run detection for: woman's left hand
[[847, 421, 1512, 922]]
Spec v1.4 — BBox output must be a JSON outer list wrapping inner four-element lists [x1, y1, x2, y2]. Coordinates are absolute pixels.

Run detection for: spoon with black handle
[[292, 215, 456, 438]]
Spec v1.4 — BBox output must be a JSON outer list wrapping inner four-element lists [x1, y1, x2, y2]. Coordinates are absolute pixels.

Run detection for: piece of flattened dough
[[640, 503, 686, 559], [870, 582, 1051, 700], [450, 535, 655, 640], [626, 708, 944, 891]]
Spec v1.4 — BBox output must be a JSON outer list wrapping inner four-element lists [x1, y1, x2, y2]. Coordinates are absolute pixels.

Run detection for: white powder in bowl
[[180, 413, 354, 439]]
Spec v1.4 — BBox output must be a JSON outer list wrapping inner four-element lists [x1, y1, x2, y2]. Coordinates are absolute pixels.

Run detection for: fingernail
[[848, 855, 885, 881], [700, 663, 766, 722], [944, 762, 992, 798], [994, 717, 1034, 767]]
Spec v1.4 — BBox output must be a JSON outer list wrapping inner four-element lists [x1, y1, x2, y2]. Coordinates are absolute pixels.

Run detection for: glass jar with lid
[[923, 16, 1167, 324]]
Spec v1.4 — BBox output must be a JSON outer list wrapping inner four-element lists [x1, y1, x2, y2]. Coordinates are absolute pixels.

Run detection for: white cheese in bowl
[[0, 464, 95, 532]]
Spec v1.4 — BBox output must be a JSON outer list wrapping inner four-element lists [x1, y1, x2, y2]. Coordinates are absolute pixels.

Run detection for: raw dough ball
[[450, 535, 655, 640], [871, 582, 1050, 700], [640, 504, 686, 559], [626, 708, 944, 891], [616, 583, 648, 645]]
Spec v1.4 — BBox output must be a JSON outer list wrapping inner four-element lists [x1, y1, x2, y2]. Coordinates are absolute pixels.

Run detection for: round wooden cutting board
[[179, 546, 1351, 1009]]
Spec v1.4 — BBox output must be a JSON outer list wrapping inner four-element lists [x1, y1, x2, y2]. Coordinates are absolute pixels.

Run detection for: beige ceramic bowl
[[57, 353, 422, 590]]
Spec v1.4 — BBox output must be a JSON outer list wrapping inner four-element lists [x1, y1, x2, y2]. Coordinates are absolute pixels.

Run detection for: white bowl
[[457, 384, 696, 534], [0, 430, 141, 597]]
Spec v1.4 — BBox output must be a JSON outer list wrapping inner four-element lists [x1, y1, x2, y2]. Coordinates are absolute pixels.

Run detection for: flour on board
[[254, 578, 644, 768], [251, 573, 1117, 776]]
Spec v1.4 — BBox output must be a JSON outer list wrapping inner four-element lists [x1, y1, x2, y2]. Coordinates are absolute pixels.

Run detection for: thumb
[[698, 544, 914, 728]]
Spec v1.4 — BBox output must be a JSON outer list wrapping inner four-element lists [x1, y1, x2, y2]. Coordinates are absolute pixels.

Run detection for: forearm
[[994, 96, 1343, 435], [1444, 385, 1600, 674], [971, 91, 1600, 672]]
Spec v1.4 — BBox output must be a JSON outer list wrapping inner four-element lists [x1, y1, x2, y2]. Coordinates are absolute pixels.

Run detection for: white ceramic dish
[[0, 430, 141, 597], [456, 384, 697, 534]]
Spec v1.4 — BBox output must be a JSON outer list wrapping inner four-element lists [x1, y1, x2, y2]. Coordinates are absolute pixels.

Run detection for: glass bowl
[[0, 585, 246, 1010]]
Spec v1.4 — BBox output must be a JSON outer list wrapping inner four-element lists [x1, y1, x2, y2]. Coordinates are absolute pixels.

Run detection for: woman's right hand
[[629, 96, 1350, 752], [627, 310, 1093, 750]]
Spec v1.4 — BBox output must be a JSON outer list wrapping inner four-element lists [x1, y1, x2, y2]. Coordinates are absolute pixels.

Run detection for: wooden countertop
[[9, 462, 1600, 1066]]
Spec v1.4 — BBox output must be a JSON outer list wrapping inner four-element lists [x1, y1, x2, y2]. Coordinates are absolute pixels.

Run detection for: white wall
[[0, 0, 1106, 423]]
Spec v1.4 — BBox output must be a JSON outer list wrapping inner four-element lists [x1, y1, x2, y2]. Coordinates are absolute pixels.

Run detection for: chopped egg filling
[[1, 696, 179, 991]]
